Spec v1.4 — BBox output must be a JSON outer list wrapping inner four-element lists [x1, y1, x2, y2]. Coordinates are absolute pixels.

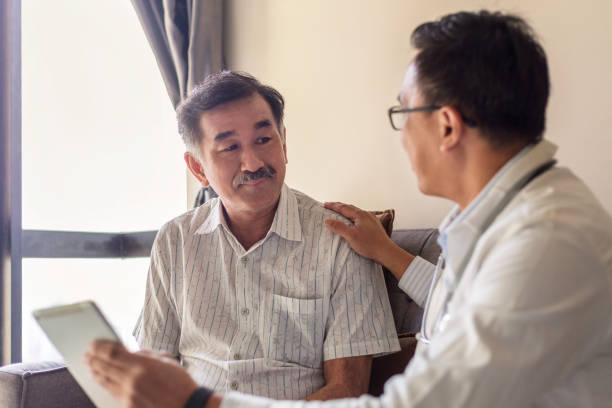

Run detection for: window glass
[[22, 0, 186, 232], [22, 0, 187, 360], [23, 259, 147, 362]]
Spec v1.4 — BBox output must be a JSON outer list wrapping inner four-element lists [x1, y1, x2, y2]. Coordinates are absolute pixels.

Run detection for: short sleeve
[[133, 223, 182, 355], [323, 241, 400, 361]]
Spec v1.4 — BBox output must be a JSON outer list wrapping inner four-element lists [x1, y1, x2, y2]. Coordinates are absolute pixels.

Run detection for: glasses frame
[[387, 105, 477, 130]]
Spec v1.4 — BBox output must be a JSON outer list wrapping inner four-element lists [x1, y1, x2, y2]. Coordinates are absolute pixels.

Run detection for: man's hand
[[324, 201, 415, 281], [85, 340, 198, 408]]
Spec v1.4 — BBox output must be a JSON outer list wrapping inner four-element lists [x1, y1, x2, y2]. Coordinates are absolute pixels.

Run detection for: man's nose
[[240, 146, 265, 173]]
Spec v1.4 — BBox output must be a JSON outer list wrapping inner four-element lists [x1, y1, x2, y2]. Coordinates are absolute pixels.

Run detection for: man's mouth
[[242, 178, 267, 187], [233, 166, 276, 190]]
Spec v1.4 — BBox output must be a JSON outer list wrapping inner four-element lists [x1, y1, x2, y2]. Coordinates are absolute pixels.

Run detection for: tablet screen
[[33, 300, 122, 408]]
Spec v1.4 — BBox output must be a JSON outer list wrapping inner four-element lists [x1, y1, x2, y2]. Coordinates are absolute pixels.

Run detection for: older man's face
[[195, 93, 287, 217]]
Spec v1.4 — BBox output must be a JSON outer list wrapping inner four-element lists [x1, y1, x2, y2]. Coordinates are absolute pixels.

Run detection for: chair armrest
[[0, 361, 94, 408], [368, 332, 418, 396]]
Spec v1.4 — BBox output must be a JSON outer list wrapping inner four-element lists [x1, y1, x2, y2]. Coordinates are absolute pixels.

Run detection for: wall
[[209, 0, 612, 228]]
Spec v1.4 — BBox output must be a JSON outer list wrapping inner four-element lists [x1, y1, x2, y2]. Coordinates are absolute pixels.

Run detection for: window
[[18, 0, 186, 362]]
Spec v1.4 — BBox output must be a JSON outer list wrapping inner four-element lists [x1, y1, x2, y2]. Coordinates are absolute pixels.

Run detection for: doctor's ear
[[438, 106, 465, 152], [184, 152, 209, 186]]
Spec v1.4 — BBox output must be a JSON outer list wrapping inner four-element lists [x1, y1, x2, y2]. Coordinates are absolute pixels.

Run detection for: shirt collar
[[194, 195, 226, 235], [438, 139, 558, 273], [194, 183, 303, 243], [268, 183, 303, 242]]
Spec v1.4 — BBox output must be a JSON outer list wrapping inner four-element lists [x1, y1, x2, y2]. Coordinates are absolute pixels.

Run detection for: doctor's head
[[393, 10, 550, 200]]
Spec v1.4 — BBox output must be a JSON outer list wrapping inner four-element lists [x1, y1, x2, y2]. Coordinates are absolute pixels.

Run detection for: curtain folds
[[131, 0, 224, 109]]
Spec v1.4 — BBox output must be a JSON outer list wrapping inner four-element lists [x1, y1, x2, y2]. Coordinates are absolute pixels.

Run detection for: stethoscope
[[417, 159, 557, 345]]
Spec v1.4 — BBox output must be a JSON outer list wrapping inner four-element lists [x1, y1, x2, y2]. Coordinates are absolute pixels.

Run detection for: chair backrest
[[368, 228, 440, 396], [385, 228, 440, 334], [193, 186, 218, 207]]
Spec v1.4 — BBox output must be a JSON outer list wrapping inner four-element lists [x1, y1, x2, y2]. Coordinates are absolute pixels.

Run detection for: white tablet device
[[32, 300, 123, 408]]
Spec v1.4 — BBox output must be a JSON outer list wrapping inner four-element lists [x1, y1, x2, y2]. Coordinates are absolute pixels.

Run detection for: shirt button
[[240, 308, 249, 316], [240, 257, 248, 265], [230, 381, 239, 390], [233, 353, 241, 360]]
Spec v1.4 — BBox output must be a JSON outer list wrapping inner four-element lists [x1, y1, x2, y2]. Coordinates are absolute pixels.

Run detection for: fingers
[[86, 348, 130, 380], [137, 349, 180, 363], [87, 340, 135, 368], [86, 350, 133, 405], [88, 339, 124, 359], [89, 359, 123, 398], [324, 201, 364, 220], [324, 218, 354, 240], [86, 342, 195, 408]]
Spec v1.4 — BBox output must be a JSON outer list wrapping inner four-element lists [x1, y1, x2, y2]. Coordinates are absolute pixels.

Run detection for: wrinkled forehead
[[398, 61, 422, 106]]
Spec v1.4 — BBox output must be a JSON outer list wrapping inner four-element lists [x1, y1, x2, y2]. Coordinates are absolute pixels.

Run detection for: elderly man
[[88, 10, 612, 408], [130, 71, 399, 401]]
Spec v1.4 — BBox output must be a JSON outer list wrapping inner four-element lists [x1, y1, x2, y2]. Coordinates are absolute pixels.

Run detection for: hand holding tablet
[[33, 300, 124, 408]]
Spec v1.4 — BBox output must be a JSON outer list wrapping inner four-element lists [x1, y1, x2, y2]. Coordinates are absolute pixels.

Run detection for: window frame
[[1, 0, 23, 365]]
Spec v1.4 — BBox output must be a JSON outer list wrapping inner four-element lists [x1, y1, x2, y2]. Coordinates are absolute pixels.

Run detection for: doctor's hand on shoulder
[[324, 202, 416, 281]]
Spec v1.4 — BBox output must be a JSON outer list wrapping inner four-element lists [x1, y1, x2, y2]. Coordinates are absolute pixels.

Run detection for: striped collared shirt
[[134, 184, 399, 399]]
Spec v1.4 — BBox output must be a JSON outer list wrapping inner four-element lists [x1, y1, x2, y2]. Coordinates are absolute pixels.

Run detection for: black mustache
[[232, 166, 276, 189]]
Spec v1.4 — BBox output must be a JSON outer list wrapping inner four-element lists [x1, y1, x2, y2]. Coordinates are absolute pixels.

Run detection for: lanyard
[[417, 159, 557, 345]]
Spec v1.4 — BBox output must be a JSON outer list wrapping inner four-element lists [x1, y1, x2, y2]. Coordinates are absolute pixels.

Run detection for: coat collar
[[438, 140, 558, 278]]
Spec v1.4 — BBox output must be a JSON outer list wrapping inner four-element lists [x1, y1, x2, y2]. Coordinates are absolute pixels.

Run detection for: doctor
[[87, 9, 612, 408]]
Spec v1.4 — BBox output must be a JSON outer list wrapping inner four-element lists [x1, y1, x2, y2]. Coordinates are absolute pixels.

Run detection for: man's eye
[[223, 144, 238, 152], [257, 137, 271, 144]]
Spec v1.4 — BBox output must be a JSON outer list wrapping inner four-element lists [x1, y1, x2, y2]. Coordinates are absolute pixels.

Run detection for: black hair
[[411, 10, 549, 146], [177, 71, 285, 150]]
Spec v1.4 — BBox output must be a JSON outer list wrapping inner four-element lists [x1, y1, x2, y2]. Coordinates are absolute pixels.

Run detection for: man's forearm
[[304, 356, 372, 401], [304, 382, 364, 401], [201, 385, 353, 408]]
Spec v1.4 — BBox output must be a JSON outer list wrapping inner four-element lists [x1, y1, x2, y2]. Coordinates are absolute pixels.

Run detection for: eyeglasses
[[387, 105, 477, 131], [388, 105, 440, 130]]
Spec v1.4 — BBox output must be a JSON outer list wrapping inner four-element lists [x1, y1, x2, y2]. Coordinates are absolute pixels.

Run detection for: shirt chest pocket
[[265, 294, 325, 369]]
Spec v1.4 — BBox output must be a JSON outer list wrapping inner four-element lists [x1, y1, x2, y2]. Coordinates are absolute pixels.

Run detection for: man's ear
[[282, 126, 288, 164], [184, 152, 210, 186], [437, 106, 467, 152]]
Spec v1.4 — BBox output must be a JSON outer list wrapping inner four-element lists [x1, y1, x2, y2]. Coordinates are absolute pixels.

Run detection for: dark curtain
[[131, 0, 224, 109], [1, 0, 22, 363], [131, 0, 223, 201]]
